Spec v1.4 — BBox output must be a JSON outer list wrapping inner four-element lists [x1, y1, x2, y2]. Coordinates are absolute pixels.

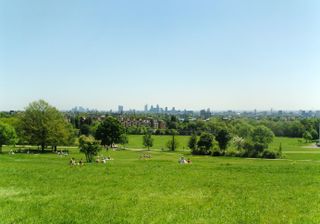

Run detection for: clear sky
[[1, 0, 320, 111]]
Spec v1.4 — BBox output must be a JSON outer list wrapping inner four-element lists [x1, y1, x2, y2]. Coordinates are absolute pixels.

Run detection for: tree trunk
[[0, 145, 2, 153], [172, 135, 175, 151], [41, 143, 45, 152]]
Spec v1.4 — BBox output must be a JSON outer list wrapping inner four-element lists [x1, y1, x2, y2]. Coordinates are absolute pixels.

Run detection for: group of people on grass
[[8, 149, 31, 154], [140, 153, 152, 159], [96, 156, 113, 164], [69, 158, 84, 166], [179, 156, 192, 164], [56, 150, 69, 157], [9, 148, 192, 166]]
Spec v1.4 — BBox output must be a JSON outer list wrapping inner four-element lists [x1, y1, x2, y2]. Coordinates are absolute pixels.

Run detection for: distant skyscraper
[[144, 104, 148, 112], [118, 105, 124, 114]]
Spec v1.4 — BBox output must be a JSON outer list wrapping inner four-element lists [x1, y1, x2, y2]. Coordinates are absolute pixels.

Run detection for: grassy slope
[[0, 137, 320, 223]]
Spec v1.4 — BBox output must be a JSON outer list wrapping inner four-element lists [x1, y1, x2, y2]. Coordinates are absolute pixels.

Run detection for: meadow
[[1, 136, 320, 223]]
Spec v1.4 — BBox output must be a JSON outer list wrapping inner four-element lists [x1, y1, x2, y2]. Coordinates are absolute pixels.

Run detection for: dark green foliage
[[303, 131, 313, 143], [215, 128, 232, 151], [193, 132, 215, 155], [143, 133, 153, 150], [310, 129, 318, 140], [80, 124, 90, 136], [188, 134, 197, 150], [261, 150, 281, 159], [95, 116, 125, 148], [119, 134, 129, 148], [79, 135, 101, 162]]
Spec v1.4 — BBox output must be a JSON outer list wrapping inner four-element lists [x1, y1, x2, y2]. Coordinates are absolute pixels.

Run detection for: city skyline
[[1, 0, 320, 111]]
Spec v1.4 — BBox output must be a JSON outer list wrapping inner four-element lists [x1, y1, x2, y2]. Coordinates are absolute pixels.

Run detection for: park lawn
[[269, 137, 310, 151], [268, 137, 320, 160], [126, 135, 320, 160], [1, 137, 320, 223], [125, 135, 190, 151]]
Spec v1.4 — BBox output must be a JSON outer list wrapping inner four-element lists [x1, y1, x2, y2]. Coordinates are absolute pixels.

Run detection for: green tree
[[79, 135, 101, 162], [166, 139, 179, 151], [303, 131, 313, 143], [248, 125, 274, 157], [309, 129, 318, 140], [235, 122, 254, 138], [0, 122, 18, 153], [232, 136, 245, 150], [195, 132, 214, 155], [215, 128, 232, 151], [80, 124, 90, 136], [252, 126, 274, 144], [188, 133, 197, 150], [143, 133, 153, 150], [95, 116, 125, 148], [119, 134, 129, 149], [20, 100, 73, 152], [167, 129, 179, 151]]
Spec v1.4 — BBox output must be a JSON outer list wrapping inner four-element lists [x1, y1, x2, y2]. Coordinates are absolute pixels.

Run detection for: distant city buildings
[[200, 108, 211, 119], [118, 105, 124, 114], [62, 105, 320, 121]]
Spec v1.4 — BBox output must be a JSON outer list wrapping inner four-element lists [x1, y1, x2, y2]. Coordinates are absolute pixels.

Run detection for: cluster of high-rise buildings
[[143, 104, 177, 114]]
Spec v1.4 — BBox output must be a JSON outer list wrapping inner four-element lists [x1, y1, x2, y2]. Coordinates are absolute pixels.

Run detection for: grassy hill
[[0, 137, 320, 223]]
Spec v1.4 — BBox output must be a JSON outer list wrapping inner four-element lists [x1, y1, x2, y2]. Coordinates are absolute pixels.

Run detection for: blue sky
[[1, 0, 320, 111]]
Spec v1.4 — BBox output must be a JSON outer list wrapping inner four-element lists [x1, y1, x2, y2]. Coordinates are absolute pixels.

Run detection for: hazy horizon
[[1, 0, 320, 111]]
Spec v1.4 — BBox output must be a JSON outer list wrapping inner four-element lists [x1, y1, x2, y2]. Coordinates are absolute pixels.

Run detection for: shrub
[[225, 148, 241, 157], [79, 135, 102, 162], [211, 148, 223, 156], [261, 150, 280, 159], [192, 146, 212, 155], [166, 139, 179, 151]]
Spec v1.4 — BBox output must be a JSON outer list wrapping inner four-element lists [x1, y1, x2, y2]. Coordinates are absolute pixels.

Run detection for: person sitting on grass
[[187, 158, 192, 164], [69, 158, 76, 166], [179, 157, 187, 164], [79, 159, 84, 166]]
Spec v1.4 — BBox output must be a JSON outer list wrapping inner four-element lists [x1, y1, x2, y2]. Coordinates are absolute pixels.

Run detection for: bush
[[79, 135, 102, 162], [261, 150, 280, 159], [192, 146, 212, 155], [211, 148, 223, 156], [225, 148, 242, 157], [166, 139, 179, 151]]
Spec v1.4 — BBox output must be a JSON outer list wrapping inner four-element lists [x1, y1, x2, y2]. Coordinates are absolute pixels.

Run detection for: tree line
[[1, 100, 318, 160]]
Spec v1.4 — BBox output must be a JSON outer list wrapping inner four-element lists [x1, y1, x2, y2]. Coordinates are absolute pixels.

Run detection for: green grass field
[[1, 136, 320, 223], [125, 135, 190, 150]]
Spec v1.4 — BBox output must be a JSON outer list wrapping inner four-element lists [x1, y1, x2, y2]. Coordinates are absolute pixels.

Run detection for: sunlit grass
[[1, 137, 320, 223]]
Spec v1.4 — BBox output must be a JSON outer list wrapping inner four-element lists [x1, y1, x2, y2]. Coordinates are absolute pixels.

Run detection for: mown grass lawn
[[1, 137, 320, 223], [125, 135, 190, 151]]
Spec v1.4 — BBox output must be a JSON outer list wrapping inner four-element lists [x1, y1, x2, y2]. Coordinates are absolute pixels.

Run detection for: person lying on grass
[[179, 157, 191, 164]]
